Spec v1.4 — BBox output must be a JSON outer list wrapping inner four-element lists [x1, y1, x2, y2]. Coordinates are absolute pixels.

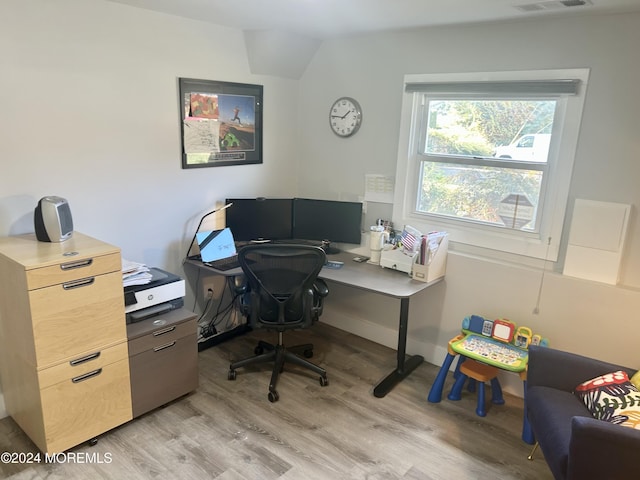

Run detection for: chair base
[[228, 335, 328, 402]]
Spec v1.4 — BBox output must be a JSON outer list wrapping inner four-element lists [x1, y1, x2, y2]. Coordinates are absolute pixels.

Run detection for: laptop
[[196, 227, 237, 264]]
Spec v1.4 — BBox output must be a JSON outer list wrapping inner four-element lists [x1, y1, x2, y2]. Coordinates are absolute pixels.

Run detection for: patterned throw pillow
[[575, 370, 640, 429], [631, 371, 640, 391]]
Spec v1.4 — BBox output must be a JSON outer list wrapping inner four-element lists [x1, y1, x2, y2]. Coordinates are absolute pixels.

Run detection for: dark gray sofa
[[526, 345, 640, 480]]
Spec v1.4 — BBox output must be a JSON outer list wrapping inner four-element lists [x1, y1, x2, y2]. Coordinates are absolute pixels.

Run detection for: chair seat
[[448, 359, 504, 416], [460, 359, 499, 382]]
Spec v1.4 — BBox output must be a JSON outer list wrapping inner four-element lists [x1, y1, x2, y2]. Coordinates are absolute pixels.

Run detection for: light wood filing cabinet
[[0, 232, 132, 454], [127, 308, 198, 418]]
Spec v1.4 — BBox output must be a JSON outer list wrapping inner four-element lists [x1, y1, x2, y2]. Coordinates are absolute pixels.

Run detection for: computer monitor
[[225, 198, 293, 242], [292, 199, 362, 248]]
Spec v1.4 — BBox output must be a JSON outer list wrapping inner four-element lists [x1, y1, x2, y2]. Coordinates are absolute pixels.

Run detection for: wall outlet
[[201, 276, 216, 299]]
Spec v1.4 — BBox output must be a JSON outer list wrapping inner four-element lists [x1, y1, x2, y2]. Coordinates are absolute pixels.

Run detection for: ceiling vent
[[515, 0, 592, 12]]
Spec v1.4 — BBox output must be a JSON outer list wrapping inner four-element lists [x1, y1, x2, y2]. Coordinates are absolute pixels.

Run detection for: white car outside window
[[494, 134, 551, 162]]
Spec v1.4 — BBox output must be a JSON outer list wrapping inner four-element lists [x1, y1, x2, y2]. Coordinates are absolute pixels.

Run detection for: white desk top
[[185, 250, 442, 299], [320, 251, 441, 299]]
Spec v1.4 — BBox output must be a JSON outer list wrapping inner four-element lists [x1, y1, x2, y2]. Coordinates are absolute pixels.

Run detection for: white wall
[[0, 0, 300, 417], [1, 0, 639, 421], [298, 13, 640, 395], [0, 0, 300, 262]]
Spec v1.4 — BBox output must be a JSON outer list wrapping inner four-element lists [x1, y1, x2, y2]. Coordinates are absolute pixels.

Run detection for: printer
[[124, 267, 185, 324]]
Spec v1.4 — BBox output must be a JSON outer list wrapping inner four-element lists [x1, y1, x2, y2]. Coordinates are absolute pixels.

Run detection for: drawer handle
[[69, 351, 101, 366], [60, 258, 93, 270], [62, 277, 95, 290], [153, 326, 176, 337], [153, 341, 176, 352], [71, 368, 102, 383]]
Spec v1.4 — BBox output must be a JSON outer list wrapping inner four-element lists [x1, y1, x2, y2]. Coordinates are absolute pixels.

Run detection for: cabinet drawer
[[40, 357, 132, 454], [26, 252, 121, 291], [30, 271, 126, 368], [38, 342, 128, 390], [128, 319, 196, 357], [130, 333, 198, 418]]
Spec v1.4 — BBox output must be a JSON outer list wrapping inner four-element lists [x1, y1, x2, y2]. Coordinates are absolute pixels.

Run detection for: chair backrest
[[238, 244, 326, 331]]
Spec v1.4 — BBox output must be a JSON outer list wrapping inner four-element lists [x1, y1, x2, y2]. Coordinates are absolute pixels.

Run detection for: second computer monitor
[[292, 198, 362, 245], [225, 198, 293, 242]]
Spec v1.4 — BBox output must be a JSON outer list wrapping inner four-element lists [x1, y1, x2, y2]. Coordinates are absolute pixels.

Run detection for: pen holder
[[411, 234, 449, 283]]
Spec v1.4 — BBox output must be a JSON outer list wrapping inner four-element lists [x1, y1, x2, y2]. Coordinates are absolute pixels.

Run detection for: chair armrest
[[567, 416, 640, 480], [232, 274, 248, 295], [231, 275, 251, 316], [313, 278, 329, 298], [528, 346, 634, 393]]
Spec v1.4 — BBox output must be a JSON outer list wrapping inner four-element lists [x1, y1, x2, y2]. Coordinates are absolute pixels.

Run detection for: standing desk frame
[[186, 250, 442, 397]]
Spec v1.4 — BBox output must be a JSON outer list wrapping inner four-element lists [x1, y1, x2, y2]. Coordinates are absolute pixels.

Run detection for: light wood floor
[[0, 322, 552, 479]]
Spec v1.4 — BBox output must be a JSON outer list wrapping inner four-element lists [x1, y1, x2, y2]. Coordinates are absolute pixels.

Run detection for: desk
[[186, 250, 443, 397]]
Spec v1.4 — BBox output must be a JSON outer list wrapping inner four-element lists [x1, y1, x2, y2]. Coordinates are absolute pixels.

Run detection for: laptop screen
[[196, 227, 237, 262]]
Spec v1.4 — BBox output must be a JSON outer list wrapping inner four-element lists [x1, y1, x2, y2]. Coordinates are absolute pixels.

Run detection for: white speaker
[[34, 196, 74, 242]]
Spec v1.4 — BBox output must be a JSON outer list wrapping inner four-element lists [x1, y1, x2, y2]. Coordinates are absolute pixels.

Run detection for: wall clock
[[329, 97, 362, 137]]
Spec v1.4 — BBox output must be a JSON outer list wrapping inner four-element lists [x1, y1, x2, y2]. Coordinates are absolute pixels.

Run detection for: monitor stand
[[321, 240, 340, 255], [273, 238, 341, 254]]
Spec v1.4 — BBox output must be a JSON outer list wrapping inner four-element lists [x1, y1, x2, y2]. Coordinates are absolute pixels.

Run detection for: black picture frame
[[178, 78, 263, 169]]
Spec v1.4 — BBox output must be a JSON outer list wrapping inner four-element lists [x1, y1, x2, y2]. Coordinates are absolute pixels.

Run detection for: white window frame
[[393, 69, 590, 262]]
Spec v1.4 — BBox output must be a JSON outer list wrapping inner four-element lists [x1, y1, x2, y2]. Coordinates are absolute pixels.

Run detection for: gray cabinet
[[127, 308, 198, 418]]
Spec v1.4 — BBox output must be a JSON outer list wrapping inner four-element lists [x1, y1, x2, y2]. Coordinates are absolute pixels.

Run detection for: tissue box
[[411, 234, 448, 283], [380, 247, 417, 274]]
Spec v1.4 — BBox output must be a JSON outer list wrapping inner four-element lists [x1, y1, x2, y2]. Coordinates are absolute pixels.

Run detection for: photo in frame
[[179, 78, 263, 168]]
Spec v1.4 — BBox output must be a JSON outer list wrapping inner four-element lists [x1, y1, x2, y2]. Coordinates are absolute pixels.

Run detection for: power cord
[[198, 277, 241, 341], [533, 236, 552, 315], [197, 288, 217, 341]]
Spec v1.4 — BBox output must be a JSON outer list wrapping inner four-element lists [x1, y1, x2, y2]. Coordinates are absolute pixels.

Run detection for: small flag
[[401, 226, 421, 254]]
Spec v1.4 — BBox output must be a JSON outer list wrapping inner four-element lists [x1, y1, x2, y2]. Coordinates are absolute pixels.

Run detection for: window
[[394, 69, 589, 261]]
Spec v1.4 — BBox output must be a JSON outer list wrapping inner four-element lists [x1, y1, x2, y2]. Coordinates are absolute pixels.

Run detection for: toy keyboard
[[451, 333, 529, 372]]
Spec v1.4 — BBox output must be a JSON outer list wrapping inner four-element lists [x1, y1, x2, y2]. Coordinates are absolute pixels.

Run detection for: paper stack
[[122, 259, 152, 287]]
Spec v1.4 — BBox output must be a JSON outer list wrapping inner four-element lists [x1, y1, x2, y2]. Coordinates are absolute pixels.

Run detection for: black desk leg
[[373, 297, 424, 398]]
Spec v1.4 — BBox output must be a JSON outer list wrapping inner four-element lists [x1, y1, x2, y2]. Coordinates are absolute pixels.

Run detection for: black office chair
[[228, 244, 330, 402]]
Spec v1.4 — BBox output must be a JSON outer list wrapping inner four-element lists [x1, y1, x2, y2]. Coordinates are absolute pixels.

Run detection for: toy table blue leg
[[447, 371, 468, 401], [467, 377, 476, 393], [475, 382, 487, 417], [490, 378, 505, 405], [453, 355, 465, 379], [428, 352, 457, 403]]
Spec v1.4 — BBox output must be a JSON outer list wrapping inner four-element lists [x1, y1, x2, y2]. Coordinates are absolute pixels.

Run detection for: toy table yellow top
[[450, 332, 529, 372]]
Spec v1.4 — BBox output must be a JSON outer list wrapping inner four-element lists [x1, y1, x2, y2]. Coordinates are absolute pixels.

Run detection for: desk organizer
[[380, 247, 416, 274], [411, 233, 448, 283]]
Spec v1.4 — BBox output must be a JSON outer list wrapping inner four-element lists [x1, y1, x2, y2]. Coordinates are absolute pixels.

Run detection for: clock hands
[[331, 110, 352, 119]]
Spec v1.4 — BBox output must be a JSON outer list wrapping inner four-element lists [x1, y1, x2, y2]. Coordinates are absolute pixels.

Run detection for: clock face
[[329, 97, 362, 137]]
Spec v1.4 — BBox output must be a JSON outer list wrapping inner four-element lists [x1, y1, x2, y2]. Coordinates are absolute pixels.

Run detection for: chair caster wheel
[[303, 349, 313, 358], [268, 390, 279, 402], [89, 437, 98, 447], [228, 369, 237, 381], [319, 375, 329, 387]]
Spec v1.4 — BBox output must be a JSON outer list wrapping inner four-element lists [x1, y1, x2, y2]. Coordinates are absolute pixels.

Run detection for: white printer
[[124, 268, 185, 323]]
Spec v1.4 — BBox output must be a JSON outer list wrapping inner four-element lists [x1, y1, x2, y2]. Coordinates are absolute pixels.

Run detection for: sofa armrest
[[567, 416, 640, 480], [527, 346, 634, 393]]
